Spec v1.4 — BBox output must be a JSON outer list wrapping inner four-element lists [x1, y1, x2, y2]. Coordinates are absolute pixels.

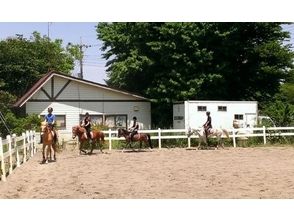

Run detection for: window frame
[[197, 106, 207, 112], [41, 114, 66, 130], [234, 114, 244, 120], [79, 114, 103, 126], [218, 106, 227, 112], [104, 114, 128, 129]]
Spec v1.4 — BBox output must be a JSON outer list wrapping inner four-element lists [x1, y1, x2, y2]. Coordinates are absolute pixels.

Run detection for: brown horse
[[72, 125, 105, 154], [41, 122, 55, 164], [117, 128, 152, 151]]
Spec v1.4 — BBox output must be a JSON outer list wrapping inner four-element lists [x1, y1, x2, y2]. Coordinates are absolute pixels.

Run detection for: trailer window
[[234, 114, 244, 120], [197, 106, 207, 111], [218, 106, 227, 112]]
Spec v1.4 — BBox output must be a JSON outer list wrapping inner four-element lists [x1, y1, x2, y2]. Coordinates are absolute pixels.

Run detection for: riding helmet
[[133, 116, 137, 120], [48, 107, 53, 112]]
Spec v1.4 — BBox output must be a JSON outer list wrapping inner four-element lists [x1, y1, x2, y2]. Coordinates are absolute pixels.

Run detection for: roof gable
[[14, 71, 149, 107]]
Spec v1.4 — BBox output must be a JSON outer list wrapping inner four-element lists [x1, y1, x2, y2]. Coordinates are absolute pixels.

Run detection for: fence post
[[0, 137, 6, 181], [7, 135, 13, 175], [23, 132, 27, 163], [158, 128, 161, 149], [13, 134, 20, 167], [30, 131, 34, 155], [263, 126, 266, 145], [108, 129, 112, 151], [232, 127, 236, 148], [187, 129, 191, 148]]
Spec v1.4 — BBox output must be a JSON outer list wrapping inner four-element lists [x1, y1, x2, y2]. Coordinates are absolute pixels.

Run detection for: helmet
[[206, 111, 210, 115], [133, 116, 137, 120], [48, 107, 53, 112], [85, 112, 89, 116]]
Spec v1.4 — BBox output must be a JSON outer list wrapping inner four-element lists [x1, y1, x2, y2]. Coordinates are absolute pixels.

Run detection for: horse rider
[[81, 112, 92, 142], [128, 116, 139, 142], [203, 111, 212, 140], [43, 107, 58, 143]]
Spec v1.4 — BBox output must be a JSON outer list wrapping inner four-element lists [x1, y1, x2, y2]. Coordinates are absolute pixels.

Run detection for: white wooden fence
[[1, 127, 293, 182], [0, 130, 37, 182], [103, 126, 294, 149], [63, 126, 294, 150]]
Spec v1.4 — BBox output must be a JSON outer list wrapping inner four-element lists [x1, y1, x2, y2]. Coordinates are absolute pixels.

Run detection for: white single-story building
[[173, 100, 258, 129], [14, 71, 151, 136]]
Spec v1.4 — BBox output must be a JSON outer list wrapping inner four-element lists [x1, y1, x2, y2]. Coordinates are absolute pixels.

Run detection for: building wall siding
[[27, 101, 151, 131]]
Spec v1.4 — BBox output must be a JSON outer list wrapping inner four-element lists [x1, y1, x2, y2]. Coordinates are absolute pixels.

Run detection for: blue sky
[[0, 22, 107, 84], [1, 22, 294, 85]]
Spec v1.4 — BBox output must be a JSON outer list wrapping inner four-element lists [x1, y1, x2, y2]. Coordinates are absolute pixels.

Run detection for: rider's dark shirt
[[83, 116, 91, 131], [205, 116, 212, 128]]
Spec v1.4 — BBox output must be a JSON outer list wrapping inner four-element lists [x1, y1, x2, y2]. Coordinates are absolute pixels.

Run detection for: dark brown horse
[[117, 128, 152, 150], [72, 125, 105, 154]]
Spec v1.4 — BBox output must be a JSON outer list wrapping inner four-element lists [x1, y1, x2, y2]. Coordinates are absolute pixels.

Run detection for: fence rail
[[0, 130, 37, 182], [62, 126, 294, 150]]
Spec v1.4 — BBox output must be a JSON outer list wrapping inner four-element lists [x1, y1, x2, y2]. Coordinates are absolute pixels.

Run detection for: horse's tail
[[147, 134, 152, 149], [222, 129, 230, 138], [100, 131, 105, 143]]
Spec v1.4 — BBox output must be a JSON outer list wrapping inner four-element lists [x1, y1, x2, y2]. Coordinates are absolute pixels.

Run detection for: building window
[[234, 114, 244, 120], [197, 106, 207, 111], [105, 115, 127, 129], [80, 114, 103, 126], [218, 106, 227, 112], [41, 115, 66, 130]]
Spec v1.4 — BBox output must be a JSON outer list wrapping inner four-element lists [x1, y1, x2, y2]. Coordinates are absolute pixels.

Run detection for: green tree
[[97, 22, 294, 127], [0, 32, 76, 97], [0, 32, 78, 136]]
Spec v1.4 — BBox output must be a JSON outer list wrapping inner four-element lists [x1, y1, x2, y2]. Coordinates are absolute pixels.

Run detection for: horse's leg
[[81, 142, 88, 154], [52, 143, 57, 161], [42, 144, 46, 163], [44, 144, 49, 164], [50, 144, 55, 161], [89, 140, 95, 155], [99, 138, 103, 153]]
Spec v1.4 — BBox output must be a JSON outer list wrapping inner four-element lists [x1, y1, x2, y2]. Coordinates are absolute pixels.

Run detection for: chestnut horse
[[117, 128, 152, 151], [72, 125, 105, 154], [41, 122, 55, 164]]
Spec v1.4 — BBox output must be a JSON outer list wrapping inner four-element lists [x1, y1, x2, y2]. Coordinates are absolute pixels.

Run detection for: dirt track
[[1, 146, 294, 199]]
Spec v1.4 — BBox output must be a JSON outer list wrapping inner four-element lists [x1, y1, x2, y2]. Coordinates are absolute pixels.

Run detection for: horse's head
[[117, 128, 123, 137], [72, 126, 78, 139], [117, 128, 128, 138], [41, 123, 53, 134], [72, 125, 86, 139]]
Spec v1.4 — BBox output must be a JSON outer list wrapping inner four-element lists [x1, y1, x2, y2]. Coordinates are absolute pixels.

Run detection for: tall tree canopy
[[0, 32, 77, 97], [0, 32, 78, 136], [97, 23, 294, 127]]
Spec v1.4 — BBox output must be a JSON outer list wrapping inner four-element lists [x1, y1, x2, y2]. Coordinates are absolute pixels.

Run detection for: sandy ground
[[1, 146, 294, 199]]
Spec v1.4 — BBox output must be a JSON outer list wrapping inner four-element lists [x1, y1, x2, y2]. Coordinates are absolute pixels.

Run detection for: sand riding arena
[[1, 145, 294, 199]]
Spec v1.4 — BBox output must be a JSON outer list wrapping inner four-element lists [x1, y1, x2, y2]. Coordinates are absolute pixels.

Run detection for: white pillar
[[7, 135, 13, 175], [232, 128, 236, 148], [158, 128, 161, 149], [0, 137, 6, 181], [109, 129, 112, 151], [263, 126, 266, 145]]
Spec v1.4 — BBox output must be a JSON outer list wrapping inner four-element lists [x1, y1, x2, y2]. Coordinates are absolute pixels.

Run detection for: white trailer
[[173, 100, 258, 129]]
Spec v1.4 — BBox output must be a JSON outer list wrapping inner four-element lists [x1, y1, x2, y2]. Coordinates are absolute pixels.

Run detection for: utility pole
[[47, 22, 52, 40], [79, 43, 84, 79], [78, 37, 92, 79]]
